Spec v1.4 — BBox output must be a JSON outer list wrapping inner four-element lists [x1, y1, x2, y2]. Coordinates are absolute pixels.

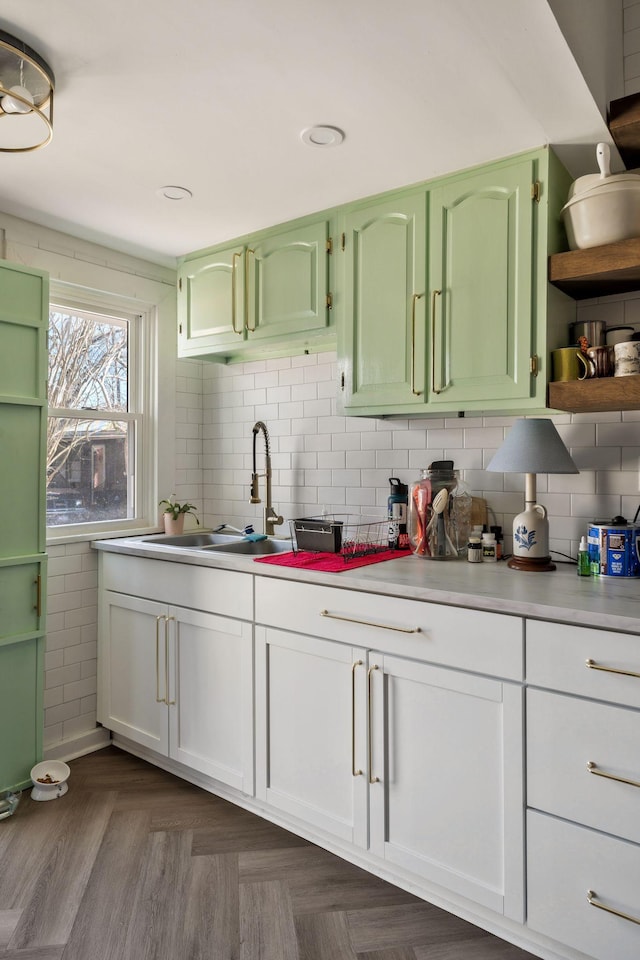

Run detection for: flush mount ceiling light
[[0, 28, 55, 153], [301, 125, 345, 147], [156, 185, 193, 201]]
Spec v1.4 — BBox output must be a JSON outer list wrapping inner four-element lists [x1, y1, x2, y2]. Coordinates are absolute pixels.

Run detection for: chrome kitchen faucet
[[251, 421, 284, 536]]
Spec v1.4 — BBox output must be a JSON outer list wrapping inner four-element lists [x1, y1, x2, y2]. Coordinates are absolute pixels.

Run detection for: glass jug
[[409, 468, 471, 559]]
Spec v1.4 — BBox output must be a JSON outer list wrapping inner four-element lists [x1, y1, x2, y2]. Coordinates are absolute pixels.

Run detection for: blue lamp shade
[[486, 419, 579, 476]]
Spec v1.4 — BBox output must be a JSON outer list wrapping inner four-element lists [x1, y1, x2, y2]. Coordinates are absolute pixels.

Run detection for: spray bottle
[[388, 478, 408, 550]]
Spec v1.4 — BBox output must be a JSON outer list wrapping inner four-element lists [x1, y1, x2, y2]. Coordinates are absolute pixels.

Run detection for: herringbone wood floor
[[0, 746, 537, 959]]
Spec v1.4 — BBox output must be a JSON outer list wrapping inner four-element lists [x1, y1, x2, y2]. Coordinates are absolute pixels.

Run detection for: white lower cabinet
[[526, 619, 640, 960], [98, 555, 254, 794], [255, 579, 524, 920], [528, 812, 640, 960]]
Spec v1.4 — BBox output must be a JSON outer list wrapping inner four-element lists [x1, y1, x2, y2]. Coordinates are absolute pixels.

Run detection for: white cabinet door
[[169, 606, 254, 794], [369, 653, 524, 920], [98, 591, 168, 754], [255, 626, 369, 847]]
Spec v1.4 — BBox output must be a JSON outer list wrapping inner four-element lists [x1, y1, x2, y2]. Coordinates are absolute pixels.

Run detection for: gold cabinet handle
[[411, 293, 424, 396], [245, 248, 256, 331], [587, 890, 640, 927], [320, 610, 420, 635], [155, 615, 165, 703], [431, 289, 442, 394], [352, 660, 363, 777], [368, 664, 380, 784], [231, 252, 243, 336], [165, 616, 176, 706], [587, 761, 640, 790], [33, 575, 42, 617], [585, 658, 640, 680]]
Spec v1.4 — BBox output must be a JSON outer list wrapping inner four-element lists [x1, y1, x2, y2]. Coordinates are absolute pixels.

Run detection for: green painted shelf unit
[[0, 259, 48, 794]]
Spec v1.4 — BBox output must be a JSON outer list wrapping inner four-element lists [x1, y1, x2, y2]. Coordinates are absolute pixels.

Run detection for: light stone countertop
[[93, 535, 640, 635]]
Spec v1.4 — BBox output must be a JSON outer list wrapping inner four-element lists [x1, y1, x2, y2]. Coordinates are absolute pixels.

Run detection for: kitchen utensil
[[613, 340, 640, 377], [569, 319, 605, 347], [576, 345, 611, 379], [566, 142, 612, 199], [562, 178, 640, 250], [551, 347, 581, 382], [605, 326, 635, 346]]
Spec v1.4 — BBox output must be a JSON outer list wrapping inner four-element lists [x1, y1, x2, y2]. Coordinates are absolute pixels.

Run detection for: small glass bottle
[[467, 536, 483, 563], [481, 531, 497, 562], [577, 536, 590, 577]]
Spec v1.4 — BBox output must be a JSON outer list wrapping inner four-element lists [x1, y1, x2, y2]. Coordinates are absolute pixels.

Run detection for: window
[[47, 299, 152, 537]]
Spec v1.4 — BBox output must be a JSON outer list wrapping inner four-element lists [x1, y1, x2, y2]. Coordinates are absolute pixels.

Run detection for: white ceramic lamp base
[[508, 502, 556, 572]]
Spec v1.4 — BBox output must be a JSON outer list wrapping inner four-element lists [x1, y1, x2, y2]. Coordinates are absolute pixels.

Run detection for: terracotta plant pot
[[163, 513, 185, 535]]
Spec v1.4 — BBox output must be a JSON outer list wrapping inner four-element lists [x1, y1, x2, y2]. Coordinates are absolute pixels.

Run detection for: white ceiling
[[0, 0, 621, 267]]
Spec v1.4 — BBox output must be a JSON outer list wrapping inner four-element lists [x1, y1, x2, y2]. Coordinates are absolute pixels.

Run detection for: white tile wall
[[624, 0, 640, 94]]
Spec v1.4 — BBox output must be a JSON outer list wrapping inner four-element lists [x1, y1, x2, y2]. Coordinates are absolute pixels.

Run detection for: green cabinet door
[[0, 636, 44, 791], [428, 159, 535, 407], [0, 258, 48, 793], [247, 219, 330, 341], [177, 244, 246, 356], [339, 192, 427, 411]]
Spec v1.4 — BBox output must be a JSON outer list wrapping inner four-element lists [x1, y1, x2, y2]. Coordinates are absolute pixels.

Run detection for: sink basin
[[204, 538, 292, 556], [141, 532, 244, 548]]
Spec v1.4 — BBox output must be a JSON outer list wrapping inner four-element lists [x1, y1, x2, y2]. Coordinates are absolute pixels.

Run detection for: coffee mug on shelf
[[551, 347, 581, 382], [577, 345, 612, 379], [613, 340, 640, 377]]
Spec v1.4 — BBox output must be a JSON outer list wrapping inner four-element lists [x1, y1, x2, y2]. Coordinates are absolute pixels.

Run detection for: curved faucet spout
[[251, 421, 283, 536]]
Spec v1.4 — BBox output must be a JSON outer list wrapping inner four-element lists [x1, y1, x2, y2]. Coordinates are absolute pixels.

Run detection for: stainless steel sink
[[141, 532, 244, 547], [203, 538, 292, 556]]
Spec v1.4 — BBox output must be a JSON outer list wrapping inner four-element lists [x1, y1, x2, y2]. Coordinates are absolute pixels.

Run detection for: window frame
[[46, 285, 158, 544]]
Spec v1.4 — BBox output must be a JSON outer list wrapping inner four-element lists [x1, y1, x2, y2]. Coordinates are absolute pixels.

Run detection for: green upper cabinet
[[429, 159, 535, 408], [337, 147, 573, 417], [178, 216, 335, 362], [337, 191, 427, 411]]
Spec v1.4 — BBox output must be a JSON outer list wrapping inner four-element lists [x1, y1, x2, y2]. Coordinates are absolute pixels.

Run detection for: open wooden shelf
[[609, 92, 640, 168], [548, 237, 640, 299], [548, 375, 640, 413]]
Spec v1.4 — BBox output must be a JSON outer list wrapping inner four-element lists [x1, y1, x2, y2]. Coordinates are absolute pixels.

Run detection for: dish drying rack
[[289, 515, 389, 562]]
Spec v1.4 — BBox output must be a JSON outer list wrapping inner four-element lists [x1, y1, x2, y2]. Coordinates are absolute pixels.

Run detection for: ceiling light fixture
[[301, 125, 345, 148], [0, 28, 54, 152], [156, 185, 193, 201]]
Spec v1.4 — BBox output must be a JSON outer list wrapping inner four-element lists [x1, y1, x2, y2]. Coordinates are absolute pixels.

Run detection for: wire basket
[[289, 515, 389, 561]]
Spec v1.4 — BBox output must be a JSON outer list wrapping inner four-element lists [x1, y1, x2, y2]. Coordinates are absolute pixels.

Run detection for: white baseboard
[[44, 726, 112, 763]]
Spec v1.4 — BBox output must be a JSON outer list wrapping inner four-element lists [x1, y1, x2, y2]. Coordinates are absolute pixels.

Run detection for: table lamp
[[486, 419, 579, 572]]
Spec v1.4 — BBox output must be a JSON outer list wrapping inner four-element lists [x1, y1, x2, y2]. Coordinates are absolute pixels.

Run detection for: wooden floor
[[0, 746, 538, 959]]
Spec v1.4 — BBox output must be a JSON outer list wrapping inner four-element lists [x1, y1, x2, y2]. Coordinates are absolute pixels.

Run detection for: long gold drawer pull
[[165, 616, 176, 705], [368, 664, 380, 784], [352, 660, 363, 777], [587, 890, 640, 927], [411, 292, 424, 396], [245, 248, 256, 331], [320, 610, 421, 635], [431, 289, 442, 394], [587, 761, 640, 789], [585, 658, 640, 680], [155, 616, 165, 703]]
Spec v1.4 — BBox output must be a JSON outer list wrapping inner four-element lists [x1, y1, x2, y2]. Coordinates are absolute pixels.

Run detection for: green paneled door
[[178, 244, 246, 353], [0, 258, 48, 793], [429, 159, 535, 406], [339, 191, 427, 411]]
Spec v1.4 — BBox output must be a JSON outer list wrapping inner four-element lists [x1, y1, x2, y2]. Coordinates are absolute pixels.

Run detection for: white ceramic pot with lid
[[562, 142, 640, 249]]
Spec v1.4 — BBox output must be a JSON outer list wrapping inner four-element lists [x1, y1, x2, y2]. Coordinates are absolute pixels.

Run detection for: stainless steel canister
[[569, 319, 606, 347]]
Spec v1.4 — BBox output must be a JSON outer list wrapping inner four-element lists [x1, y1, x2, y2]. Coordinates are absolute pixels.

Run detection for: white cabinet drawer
[[527, 811, 640, 960], [527, 620, 640, 708], [255, 578, 522, 679], [100, 553, 253, 621], [527, 689, 640, 844]]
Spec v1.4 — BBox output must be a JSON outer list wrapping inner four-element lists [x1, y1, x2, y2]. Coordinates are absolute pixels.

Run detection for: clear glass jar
[[409, 468, 471, 559]]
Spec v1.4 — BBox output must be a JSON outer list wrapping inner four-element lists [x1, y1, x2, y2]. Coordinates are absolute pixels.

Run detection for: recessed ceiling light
[[156, 185, 193, 201], [301, 125, 345, 148]]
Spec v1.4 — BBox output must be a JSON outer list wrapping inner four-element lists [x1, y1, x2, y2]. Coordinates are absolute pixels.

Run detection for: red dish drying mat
[[254, 548, 411, 572]]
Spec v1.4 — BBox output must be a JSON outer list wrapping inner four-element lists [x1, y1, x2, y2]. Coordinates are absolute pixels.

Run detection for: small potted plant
[[158, 495, 200, 535]]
